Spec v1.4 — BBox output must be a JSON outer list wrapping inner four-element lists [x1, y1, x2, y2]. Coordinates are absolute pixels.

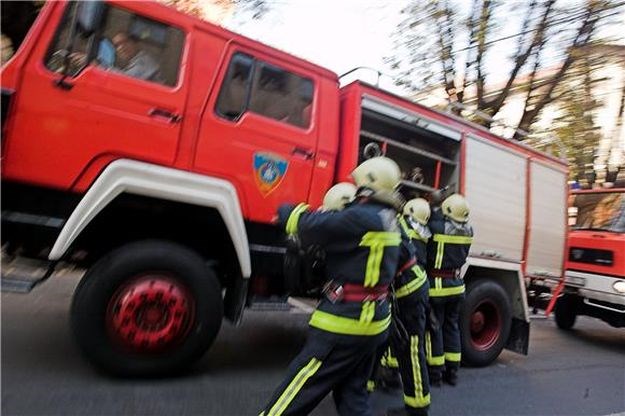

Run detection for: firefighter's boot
[[428, 369, 442, 387], [379, 366, 402, 391], [443, 368, 458, 386]]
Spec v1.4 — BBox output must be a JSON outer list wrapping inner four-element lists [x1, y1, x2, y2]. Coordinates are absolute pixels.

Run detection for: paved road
[[2, 273, 624, 416]]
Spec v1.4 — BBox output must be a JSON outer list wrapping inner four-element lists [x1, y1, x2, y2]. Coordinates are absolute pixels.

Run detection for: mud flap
[[224, 275, 248, 325], [505, 317, 529, 355]]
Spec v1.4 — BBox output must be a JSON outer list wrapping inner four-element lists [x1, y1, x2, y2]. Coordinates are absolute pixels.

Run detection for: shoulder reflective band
[[360, 231, 402, 287], [395, 266, 427, 298], [399, 215, 428, 242], [445, 352, 461, 363], [432, 234, 473, 245], [266, 357, 322, 416], [404, 335, 430, 409], [285, 203, 310, 236], [309, 309, 391, 335], [429, 284, 465, 297]]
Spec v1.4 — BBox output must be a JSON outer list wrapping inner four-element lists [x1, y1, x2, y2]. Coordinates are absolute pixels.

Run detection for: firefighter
[[321, 182, 357, 211], [260, 157, 403, 416], [426, 194, 473, 387], [385, 198, 432, 416]]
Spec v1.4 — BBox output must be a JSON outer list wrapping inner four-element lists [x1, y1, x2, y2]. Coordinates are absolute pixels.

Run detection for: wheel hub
[[106, 275, 194, 352], [470, 300, 501, 351]]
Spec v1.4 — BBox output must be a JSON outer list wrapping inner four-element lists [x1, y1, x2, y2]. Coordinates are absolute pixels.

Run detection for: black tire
[[71, 240, 223, 376], [460, 279, 512, 367], [555, 294, 578, 330]]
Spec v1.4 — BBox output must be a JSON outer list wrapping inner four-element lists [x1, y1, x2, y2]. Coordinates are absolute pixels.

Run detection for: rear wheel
[[555, 294, 578, 330], [460, 279, 512, 367], [71, 240, 223, 376]]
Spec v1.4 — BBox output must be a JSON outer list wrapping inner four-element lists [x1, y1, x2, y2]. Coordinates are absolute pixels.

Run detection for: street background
[[2, 273, 624, 416]]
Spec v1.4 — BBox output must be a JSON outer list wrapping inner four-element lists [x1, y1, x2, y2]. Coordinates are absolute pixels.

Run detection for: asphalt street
[[2, 273, 624, 416]]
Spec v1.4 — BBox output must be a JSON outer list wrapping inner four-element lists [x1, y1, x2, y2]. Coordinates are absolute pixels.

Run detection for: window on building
[[215, 53, 314, 128], [46, 2, 184, 87]]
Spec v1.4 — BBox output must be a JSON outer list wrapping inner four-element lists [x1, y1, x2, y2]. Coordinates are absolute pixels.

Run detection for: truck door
[[194, 50, 318, 223], [2, 2, 188, 190]]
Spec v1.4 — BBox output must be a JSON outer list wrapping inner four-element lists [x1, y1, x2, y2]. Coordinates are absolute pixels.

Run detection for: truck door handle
[[149, 108, 182, 123], [292, 147, 314, 160]]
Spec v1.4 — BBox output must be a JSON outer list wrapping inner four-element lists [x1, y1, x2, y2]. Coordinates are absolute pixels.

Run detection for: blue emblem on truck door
[[253, 152, 288, 196]]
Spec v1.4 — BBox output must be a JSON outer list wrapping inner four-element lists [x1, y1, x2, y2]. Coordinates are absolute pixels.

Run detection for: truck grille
[[569, 247, 613, 266]]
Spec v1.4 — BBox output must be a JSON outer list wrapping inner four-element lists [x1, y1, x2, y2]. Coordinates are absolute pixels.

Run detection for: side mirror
[[77, 1, 105, 36]]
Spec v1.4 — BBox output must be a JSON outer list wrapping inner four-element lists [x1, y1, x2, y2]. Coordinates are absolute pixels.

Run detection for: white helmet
[[351, 156, 401, 192], [322, 182, 357, 211], [441, 194, 470, 223], [404, 198, 431, 225]]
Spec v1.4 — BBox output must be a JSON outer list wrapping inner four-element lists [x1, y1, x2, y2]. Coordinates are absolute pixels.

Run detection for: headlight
[[613, 281, 625, 294]]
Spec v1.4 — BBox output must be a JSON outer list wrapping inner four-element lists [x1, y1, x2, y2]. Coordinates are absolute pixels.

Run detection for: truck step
[[1, 276, 41, 294], [248, 296, 292, 312]]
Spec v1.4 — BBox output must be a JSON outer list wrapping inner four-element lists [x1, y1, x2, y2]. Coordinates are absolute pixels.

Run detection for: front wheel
[[71, 240, 223, 376], [460, 279, 512, 367], [554, 293, 578, 330]]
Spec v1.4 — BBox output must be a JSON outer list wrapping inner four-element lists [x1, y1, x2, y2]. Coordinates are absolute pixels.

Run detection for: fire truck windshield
[[569, 191, 625, 233]]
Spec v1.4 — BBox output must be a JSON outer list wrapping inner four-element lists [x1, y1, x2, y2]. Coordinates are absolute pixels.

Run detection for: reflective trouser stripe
[[309, 310, 391, 336], [381, 347, 398, 368], [360, 231, 402, 287], [395, 267, 427, 298], [285, 203, 309, 235], [427, 355, 444, 366], [266, 357, 322, 416], [426, 331, 444, 366], [404, 335, 430, 408], [359, 301, 375, 324], [445, 352, 461, 363], [429, 284, 465, 297], [367, 380, 376, 392]]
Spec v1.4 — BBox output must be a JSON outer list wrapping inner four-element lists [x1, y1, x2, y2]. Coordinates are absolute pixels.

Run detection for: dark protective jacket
[[278, 198, 401, 336], [394, 215, 429, 299], [426, 209, 473, 297]]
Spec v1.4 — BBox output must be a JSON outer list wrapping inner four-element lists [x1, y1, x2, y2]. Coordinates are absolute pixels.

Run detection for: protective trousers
[[426, 294, 463, 378], [392, 285, 431, 414], [261, 327, 387, 416]]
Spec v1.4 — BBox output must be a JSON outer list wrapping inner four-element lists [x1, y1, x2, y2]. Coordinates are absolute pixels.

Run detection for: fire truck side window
[[216, 54, 314, 128], [45, 3, 184, 87]]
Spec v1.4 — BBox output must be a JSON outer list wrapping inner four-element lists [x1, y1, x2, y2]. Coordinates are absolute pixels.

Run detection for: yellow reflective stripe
[[425, 331, 432, 363], [399, 216, 411, 234], [309, 310, 391, 335], [360, 231, 402, 287], [445, 352, 461, 363], [267, 357, 322, 416], [395, 267, 427, 298], [367, 380, 376, 392], [433, 234, 473, 245], [436, 278, 442, 290], [428, 354, 445, 366], [404, 393, 431, 409], [434, 241, 444, 268], [405, 335, 430, 408], [285, 203, 309, 235], [359, 301, 375, 324], [429, 284, 465, 297]]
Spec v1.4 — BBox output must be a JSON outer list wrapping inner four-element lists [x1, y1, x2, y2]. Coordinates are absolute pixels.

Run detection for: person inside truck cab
[[110, 32, 161, 82], [67, 32, 161, 83]]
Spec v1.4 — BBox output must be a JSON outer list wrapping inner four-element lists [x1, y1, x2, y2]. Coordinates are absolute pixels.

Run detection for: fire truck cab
[[555, 188, 625, 329], [2, 0, 568, 375]]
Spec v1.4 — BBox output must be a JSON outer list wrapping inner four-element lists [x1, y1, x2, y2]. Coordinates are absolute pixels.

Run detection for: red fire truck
[[554, 188, 625, 329], [1, 0, 568, 375]]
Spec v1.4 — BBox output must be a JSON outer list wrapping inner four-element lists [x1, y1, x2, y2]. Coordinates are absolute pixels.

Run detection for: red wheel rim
[[106, 274, 195, 353], [469, 299, 501, 351]]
